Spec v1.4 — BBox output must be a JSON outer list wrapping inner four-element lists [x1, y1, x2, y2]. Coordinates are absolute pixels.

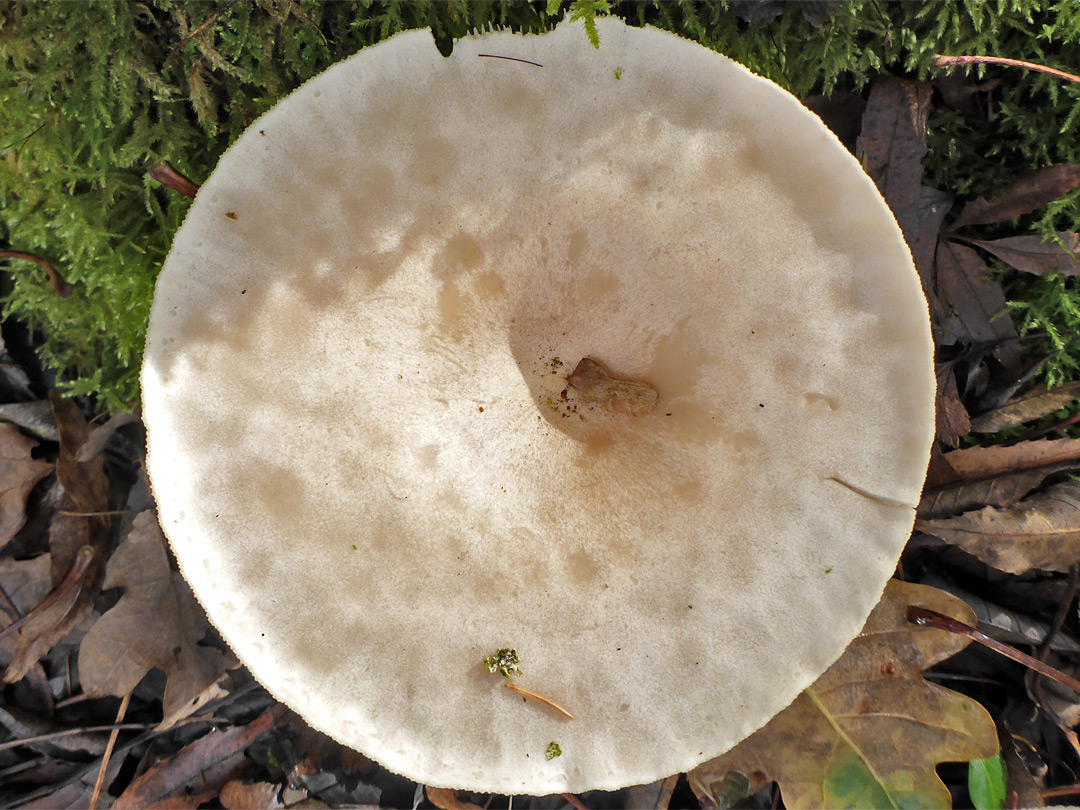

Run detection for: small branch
[[89, 691, 130, 810], [58, 510, 131, 518], [0, 251, 72, 297], [561, 794, 588, 810], [478, 54, 544, 68], [0, 582, 22, 622], [908, 607, 1080, 693], [503, 682, 574, 720], [933, 54, 1080, 86], [149, 161, 200, 199]]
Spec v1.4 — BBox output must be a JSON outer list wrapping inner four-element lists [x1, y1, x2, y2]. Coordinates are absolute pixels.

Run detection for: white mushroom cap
[[142, 19, 934, 794]]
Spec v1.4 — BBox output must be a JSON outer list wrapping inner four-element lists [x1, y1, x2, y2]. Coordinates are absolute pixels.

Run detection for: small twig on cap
[[0, 251, 72, 297], [503, 682, 574, 720], [933, 54, 1080, 85], [908, 606, 1080, 693], [478, 54, 543, 68], [149, 160, 200, 199]]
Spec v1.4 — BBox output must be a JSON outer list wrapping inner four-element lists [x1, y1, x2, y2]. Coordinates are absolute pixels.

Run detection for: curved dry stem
[[933, 54, 1080, 86]]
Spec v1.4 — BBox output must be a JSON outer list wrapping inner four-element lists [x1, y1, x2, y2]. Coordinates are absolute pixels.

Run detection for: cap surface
[[142, 18, 934, 794]]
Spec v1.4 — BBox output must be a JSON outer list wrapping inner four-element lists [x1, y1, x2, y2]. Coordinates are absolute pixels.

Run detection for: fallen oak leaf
[[919, 437, 1080, 519], [688, 580, 997, 810], [956, 232, 1080, 278], [970, 381, 1080, 433], [916, 480, 1080, 574], [950, 164, 1080, 230], [0, 422, 53, 550], [78, 510, 233, 729]]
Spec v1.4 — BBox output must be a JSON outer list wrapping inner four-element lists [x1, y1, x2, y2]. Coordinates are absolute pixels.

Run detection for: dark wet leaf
[[961, 232, 1080, 277], [951, 164, 1080, 229], [855, 78, 933, 270], [970, 381, 1080, 433], [936, 241, 1020, 373]]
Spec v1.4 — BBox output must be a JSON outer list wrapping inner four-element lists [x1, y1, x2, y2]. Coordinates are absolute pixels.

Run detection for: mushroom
[[142, 18, 933, 795]]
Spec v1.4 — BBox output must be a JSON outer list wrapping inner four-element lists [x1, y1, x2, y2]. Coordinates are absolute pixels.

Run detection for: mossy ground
[[2, 0, 1079, 410]]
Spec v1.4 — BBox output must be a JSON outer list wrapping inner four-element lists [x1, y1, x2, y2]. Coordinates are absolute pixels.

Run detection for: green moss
[[3, 1, 1080, 409], [484, 647, 521, 678]]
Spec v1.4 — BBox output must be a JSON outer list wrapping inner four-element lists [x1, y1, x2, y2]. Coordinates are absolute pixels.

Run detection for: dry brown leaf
[[935, 364, 971, 446], [916, 480, 1080, 573], [3, 394, 111, 683], [951, 164, 1080, 229], [220, 780, 284, 810], [688, 580, 997, 810], [566, 357, 658, 416], [936, 241, 1020, 372], [0, 422, 52, 549], [78, 510, 232, 728], [113, 703, 289, 810], [919, 437, 1080, 519], [970, 381, 1080, 433], [426, 787, 485, 810], [962, 232, 1080, 277]]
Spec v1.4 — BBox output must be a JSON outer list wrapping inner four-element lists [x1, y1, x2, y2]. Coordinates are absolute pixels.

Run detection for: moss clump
[[484, 648, 522, 678], [3, 2, 1080, 409]]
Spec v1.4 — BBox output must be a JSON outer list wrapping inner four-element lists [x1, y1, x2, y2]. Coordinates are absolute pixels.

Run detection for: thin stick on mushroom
[[504, 682, 574, 720]]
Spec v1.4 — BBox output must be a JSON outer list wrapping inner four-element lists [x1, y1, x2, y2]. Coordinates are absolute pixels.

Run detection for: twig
[[1043, 783, 1080, 799], [478, 54, 543, 68], [908, 607, 1080, 693], [933, 55, 1080, 86], [175, 0, 240, 51], [1031, 565, 1080, 715], [148, 161, 200, 199], [561, 794, 588, 810], [0, 714, 226, 755], [0, 581, 22, 622], [9, 712, 231, 807], [0, 251, 72, 297], [503, 682, 574, 720], [58, 509, 131, 518], [90, 691, 130, 810]]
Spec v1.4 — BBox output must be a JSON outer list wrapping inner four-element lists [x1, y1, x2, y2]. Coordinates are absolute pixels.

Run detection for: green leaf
[[968, 753, 1007, 810]]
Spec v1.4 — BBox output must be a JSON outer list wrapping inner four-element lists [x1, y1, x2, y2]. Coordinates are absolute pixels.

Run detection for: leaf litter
[[5, 62, 1080, 810]]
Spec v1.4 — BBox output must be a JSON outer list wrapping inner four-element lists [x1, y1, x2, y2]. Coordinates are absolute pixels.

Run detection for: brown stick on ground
[[933, 55, 1080, 86], [149, 161, 200, 199], [908, 606, 1080, 693], [0, 251, 72, 297]]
